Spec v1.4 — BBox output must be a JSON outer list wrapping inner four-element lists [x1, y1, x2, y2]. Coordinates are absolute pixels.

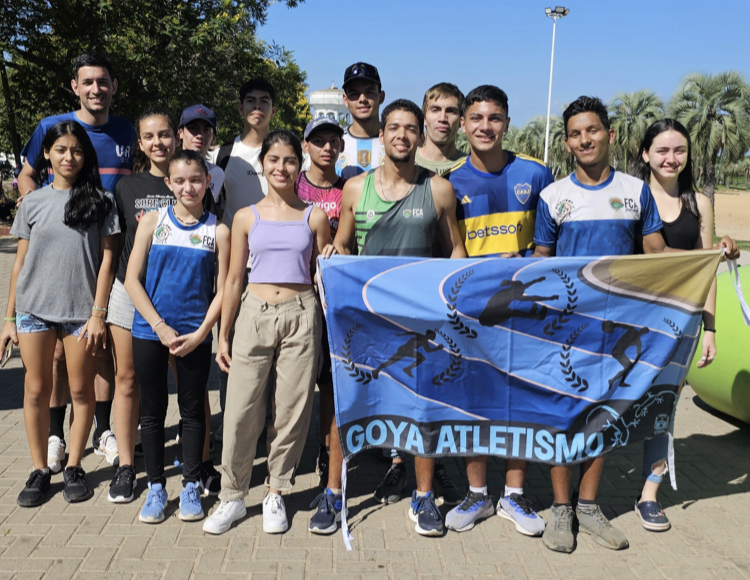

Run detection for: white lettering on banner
[[344, 421, 605, 463]]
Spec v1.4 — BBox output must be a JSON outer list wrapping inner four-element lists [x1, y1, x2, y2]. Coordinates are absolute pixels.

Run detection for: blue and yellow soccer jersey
[[445, 153, 554, 257]]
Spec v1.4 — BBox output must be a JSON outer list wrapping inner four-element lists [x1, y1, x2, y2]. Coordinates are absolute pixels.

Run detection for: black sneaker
[[432, 465, 462, 505], [374, 462, 407, 504], [63, 466, 94, 503], [108, 465, 136, 503], [199, 461, 221, 496], [17, 469, 51, 507], [316, 444, 329, 488]]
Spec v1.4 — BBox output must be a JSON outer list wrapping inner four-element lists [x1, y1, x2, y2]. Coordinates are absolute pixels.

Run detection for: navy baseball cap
[[304, 117, 344, 140], [343, 62, 381, 90], [179, 104, 216, 130]]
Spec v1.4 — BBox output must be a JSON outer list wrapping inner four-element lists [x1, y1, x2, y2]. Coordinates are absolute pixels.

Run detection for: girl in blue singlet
[[125, 150, 230, 524], [633, 119, 718, 532]]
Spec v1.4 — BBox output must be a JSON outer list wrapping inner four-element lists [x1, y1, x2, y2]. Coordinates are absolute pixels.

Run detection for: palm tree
[[608, 90, 664, 174], [503, 125, 520, 153], [669, 71, 750, 207], [547, 115, 573, 178], [515, 116, 546, 161]]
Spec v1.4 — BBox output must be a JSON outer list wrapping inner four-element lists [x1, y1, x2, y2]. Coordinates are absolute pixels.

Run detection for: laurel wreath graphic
[[446, 270, 478, 339], [560, 322, 590, 392], [543, 268, 578, 336], [432, 329, 463, 386], [662, 318, 683, 340], [341, 324, 373, 385]]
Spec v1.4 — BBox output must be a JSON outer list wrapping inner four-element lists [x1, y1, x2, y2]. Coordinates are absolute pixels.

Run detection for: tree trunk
[[704, 157, 717, 235], [745, 169, 748, 190], [0, 60, 23, 169]]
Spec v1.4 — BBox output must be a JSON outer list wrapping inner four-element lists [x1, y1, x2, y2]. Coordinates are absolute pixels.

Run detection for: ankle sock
[[328, 488, 342, 495], [577, 498, 596, 509], [49, 405, 67, 440], [505, 485, 523, 497], [553, 502, 571, 508], [93, 401, 113, 440], [415, 490, 429, 497], [469, 485, 488, 496]]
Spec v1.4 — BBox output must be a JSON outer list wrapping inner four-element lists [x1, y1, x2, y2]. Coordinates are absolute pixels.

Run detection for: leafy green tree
[[547, 115, 573, 178], [0, 0, 309, 164], [608, 90, 663, 174], [669, 71, 750, 207]]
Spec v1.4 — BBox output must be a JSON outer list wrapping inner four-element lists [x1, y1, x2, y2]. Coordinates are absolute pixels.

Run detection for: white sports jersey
[[336, 130, 384, 180]]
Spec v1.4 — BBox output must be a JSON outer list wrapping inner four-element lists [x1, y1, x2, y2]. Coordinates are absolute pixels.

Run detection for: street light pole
[[543, 6, 569, 166]]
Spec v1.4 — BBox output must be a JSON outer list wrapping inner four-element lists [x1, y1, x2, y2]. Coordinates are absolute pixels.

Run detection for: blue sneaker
[[309, 488, 344, 535], [408, 491, 444, 537], [498, 493, 545, 536], [179, 481, 204, 521], [139, 482, 168, 524], [445, 491, 494, 532]]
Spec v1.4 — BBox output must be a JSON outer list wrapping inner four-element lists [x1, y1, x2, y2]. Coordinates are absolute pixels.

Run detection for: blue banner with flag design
[[319, 251, 722, 465]]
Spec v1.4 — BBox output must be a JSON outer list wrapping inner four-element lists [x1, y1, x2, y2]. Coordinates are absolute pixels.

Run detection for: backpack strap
[[214, 142, 235, 211]]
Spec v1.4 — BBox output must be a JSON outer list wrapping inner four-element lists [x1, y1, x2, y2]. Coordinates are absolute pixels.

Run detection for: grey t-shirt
[[11, 185, 120, 323]]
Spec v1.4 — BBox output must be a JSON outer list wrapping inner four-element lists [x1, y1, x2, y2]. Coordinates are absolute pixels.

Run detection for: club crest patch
[[358, 150, 371, 168], [154, 224, 171, 243], [514, 183, 532, 205], [610, 198, 624, 210]]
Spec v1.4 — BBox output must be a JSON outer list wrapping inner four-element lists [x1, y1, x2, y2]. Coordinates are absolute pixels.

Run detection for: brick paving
[[0, 235, 749, 579]]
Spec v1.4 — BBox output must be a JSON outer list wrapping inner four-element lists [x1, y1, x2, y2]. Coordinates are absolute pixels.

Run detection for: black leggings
[[132, 338, 211, 486]]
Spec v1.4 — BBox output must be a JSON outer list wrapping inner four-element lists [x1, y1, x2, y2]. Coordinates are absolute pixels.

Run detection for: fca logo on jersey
[[116, 145, 131, 158]]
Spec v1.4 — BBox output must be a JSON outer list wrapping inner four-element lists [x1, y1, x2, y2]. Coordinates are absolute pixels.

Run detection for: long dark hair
[[132, 108, 175, 174], [635, 118, 699, 219], [33, 121, 112, 229]]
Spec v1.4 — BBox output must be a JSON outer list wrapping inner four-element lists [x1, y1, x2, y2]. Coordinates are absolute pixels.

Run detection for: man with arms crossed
[[312, 99, 465, 537], [416, 83, 466, 176], [443, 85, 553, 536], [532, 96, 737, 553], [17, 52, 136, 469]]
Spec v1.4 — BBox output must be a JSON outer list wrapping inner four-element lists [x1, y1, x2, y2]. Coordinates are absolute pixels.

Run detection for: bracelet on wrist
[[4, 317, 16, 322], [92, 306, 108, 313], [152, 318, 165, 331], [704, 327, 716, 333]]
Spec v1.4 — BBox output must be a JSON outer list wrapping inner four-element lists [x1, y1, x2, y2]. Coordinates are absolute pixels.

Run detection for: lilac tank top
[[246, 205, 314, 285]]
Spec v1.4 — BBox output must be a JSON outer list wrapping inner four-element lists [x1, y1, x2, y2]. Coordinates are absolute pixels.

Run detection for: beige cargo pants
[[219, 288, 322, 500]]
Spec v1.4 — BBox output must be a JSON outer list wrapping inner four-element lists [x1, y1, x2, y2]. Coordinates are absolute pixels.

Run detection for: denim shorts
[[16, 313, 86, 337]]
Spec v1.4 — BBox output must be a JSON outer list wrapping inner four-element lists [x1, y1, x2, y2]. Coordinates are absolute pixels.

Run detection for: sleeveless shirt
[[660, 206, 700, 251], [131, 206, 217, 342], [246, 205, 314, 285], [354, 168, 437, 257]]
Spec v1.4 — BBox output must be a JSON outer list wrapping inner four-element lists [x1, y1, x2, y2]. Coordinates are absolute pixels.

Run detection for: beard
[[386, 149, 412, 164]]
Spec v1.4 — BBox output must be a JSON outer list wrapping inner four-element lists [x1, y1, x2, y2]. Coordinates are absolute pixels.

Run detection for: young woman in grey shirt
[[0, 121, 120, 507]]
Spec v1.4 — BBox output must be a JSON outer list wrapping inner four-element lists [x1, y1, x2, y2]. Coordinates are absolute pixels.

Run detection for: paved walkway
[[0, 236, 749, 579]]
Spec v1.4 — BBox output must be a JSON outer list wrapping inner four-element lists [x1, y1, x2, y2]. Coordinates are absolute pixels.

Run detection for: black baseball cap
[[343, 62, 381, 91], [239, 79, 276, 103]]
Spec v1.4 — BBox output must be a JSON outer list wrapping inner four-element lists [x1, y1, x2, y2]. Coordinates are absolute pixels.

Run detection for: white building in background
[[308, 83, 350, 127]]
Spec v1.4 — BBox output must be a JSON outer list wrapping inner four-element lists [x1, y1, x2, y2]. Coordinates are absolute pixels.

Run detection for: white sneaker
[[203, 499, 246, 534], [48, 436, 66, 473], [262, 492, 288, 534], [95, 430, 119, 466]]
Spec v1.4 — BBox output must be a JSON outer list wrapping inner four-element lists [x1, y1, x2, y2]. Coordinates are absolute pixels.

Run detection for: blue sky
[[259, 0, 750, 127]]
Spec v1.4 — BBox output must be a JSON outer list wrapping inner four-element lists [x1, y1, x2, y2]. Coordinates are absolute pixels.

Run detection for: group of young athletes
[[0, 52, 740, 554]]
